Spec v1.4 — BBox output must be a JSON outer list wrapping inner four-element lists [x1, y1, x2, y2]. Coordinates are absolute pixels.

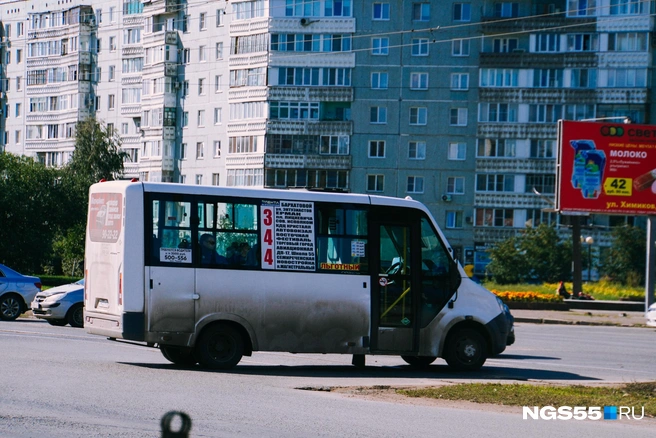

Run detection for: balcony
[[266, 120, 352, 136], [473, 227, 519, 243], [476, 158, 556, 174], [143, 30, 178, 48], [264, 153, 351, 170], [477, 123, 558, 140], [480, 88, 597, 103], [480, 52, 597, 68], [142, 0, 179, 15], [474, 192, 553, 209], [267, 86, 353, 102], [26, 50, 93, 69], [481, 15, 595, 33]]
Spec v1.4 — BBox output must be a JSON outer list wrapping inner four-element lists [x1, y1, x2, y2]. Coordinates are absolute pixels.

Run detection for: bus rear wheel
[[401, 355, 437, 368], [444, 328, 487, 371], [195, 324, 244, 370], [160, 345, 198, 367]]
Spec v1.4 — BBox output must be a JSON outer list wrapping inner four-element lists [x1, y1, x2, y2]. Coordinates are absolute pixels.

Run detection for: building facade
[[1, 0, 651, 273]]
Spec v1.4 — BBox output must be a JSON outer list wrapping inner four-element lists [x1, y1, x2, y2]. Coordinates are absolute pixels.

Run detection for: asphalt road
[[1, 319, 654, 437]]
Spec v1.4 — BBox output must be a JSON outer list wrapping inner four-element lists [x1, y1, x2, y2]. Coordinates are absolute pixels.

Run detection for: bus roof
[[90, 180, 430, 212]]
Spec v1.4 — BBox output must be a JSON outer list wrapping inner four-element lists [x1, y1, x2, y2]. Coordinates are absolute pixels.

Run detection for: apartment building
[[0, 0, 651, 273]]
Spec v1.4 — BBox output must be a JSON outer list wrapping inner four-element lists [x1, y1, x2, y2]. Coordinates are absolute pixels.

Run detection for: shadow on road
[[119, 362, 599, 381], [494, 354, 560, 361]]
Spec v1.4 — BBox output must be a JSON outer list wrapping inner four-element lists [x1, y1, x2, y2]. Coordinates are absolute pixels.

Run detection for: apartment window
[[476, 208, 514, 227], [121, 123, 129, 134], [371, 72, 388, 89], [530, 139, 555, 158], [476, 174, 514, 192], [215, 75, 223, 92], [109, 36, 116, 51], [449, 142, 466, 160], [410, 107, 428, 125], [412, 3, 430, 21], [480, 68, 518, 87], [410, 73, 428, 90], [526, 174, 556, 194], [535, 34, 560, 52], [96, 9, 103, 24], [16, 77, 21, 91], [529, 104, 563, 123], [96, 39, 102, 53], [369, 141, 385, 158], [453, 3, 471, 21], [5, 51, 9, 64], [180, 175, 187, 184], [212, 173, 220, 186], [214, 141, 221, 157], [109, 6, 116, 22], [320, 136, 349, 155], [449, 108, 467, 126], [108, 95, 115, 110], [411, 38, 429, 56], [182, 112, 189, 127], [493, 38, 518, 53], [407, 176, 424, 193], [183, 49, 190, 64], [570, 69, 597, 88], [477, 139, 516, 157], [198, 78, 205, 95], [567, 34, 598, 51], [216, 9, 225, 26], [197, 110, 205, 127], [373, 3, 390, 20], [564, 104, 595, 120], [447, 177, 465, 194], [446, 211, 464, 229], [15, 103, 21, 117], [109, 65, 115, 81], [367, 174, 384, 192], [452, 39, 470, 56], [17, 22, 23, 37], [15, 130, 21, 145], [533, 69, 563, 87], [608, 32, 647, 51], [179, 143, 187, 159], [451, 73, 469, 90], [214, 108, 222, 124], [16, 49, 22, 63], [372, 37, 389, 55], [610, 0, 643, 15], [199, 46, 207, 62], [478, 103, 517, 122], [196, 142, 204, 159], [370, 106, 387, 124], [199, 12, 207, 30], [604, 68, 647, 87], [408, 141, 426, 160], [196, 174, 203, 185], [216, 42, 224, 60], [526, 209, 558, 227], [567, 0, 596, 17], [495, 2, 519, 17]]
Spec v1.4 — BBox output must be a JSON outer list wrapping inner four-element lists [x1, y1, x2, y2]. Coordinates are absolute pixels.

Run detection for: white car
[[647, 303, 656, 327], [0, 264, 42, 321], [31, 279, 84, 328]]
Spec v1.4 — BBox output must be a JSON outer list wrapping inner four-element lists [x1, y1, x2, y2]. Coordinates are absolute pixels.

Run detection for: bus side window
[[316, 206, 368, 274]]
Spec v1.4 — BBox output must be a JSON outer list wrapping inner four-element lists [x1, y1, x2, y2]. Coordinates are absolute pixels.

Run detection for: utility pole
[[571, 216, 582, 298]]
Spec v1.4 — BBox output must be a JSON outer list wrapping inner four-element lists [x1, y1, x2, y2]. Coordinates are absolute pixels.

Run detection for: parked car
[[31, 279, 84, 328], [647, 302, 656, 327], [0, 264, 42, 321]]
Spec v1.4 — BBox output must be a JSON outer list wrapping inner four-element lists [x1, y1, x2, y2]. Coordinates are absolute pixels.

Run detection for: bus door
[[146, 196, 196, 333], [370, 210, 422, 353]]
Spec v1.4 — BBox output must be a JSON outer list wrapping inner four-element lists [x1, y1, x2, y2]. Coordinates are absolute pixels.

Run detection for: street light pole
[[584, 236, 594, 282]]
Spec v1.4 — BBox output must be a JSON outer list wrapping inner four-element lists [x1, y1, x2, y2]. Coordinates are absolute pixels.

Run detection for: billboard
[[556, 120, 656, 216]]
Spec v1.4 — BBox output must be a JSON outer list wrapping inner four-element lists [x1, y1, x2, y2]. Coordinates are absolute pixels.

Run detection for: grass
[[482, 280, 645, 302], [398, 382, 656, 417]]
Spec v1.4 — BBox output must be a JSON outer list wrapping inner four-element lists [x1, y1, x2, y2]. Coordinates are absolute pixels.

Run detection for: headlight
[[44, 293, 66, 303]]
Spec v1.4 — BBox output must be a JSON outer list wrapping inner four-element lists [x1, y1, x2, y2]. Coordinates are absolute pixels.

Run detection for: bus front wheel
[[195, 324, 244, 370], [444, 328, 487, 371]]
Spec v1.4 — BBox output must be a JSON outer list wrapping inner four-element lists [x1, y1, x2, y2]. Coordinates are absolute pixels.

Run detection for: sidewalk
[[511, 308, 649, 327]]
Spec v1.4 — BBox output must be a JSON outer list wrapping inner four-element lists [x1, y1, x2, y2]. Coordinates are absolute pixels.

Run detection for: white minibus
[[85, 180, 513, 370]]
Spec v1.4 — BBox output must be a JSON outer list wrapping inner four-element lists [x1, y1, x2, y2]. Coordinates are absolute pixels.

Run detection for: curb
[[515, 317, 647, 328]]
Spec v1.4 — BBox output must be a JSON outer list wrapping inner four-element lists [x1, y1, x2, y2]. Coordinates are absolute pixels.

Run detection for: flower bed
[[492, 290, 563, 303]]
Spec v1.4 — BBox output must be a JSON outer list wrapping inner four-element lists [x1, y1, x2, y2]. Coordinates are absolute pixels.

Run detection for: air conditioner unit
[[441, 194, 452, 202], [465, 216, 473, 224], [299, 18, 318, 26]]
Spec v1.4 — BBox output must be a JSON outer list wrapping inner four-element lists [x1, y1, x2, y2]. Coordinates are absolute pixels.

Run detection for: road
[[1, 319, 654, 437]]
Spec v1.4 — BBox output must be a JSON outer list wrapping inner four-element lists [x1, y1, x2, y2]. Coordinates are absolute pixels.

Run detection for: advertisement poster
[[557, 120, 656, 215], [88, 192, 123, 242]]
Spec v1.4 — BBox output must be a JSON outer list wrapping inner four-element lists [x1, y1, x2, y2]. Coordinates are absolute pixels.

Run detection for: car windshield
[[75, 279, 85, 286]]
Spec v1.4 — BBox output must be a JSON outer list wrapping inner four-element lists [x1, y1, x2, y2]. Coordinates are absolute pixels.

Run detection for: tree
[[486, 224, 571, 284], [600, 225, 646, 286], [0, 154, 63, 273]]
